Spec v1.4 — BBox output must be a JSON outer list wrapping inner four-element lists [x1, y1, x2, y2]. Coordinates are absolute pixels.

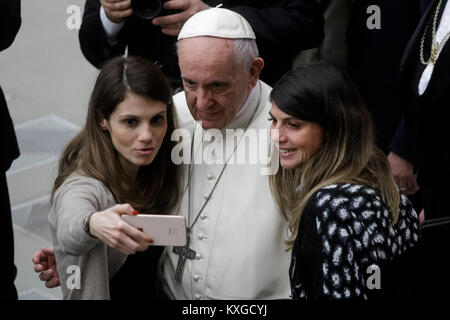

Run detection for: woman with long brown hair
[[48, 56, 182, 299], [269, 62, 420, 299]]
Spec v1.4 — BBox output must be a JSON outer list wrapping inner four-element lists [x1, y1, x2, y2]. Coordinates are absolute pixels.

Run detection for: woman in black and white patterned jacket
[[268, 62, 420, 300]]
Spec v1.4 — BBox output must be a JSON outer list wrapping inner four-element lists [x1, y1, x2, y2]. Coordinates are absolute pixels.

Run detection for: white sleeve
[[100, 6, 126, 45]]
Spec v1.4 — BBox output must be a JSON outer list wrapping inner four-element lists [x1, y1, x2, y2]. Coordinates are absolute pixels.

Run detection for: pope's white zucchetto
[[177, 7, 256, 40]]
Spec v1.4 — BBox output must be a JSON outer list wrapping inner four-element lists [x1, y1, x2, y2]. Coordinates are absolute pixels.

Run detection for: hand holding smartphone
[[121, 214, 187, 246]]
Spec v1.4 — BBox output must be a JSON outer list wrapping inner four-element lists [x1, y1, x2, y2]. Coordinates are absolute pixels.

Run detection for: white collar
[[225, 81, 262, 130], [418, 0, 450, 95], [436, 0, 450, 43]]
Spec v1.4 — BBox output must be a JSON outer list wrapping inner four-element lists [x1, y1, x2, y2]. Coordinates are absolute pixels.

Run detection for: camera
[[131, 0, 178, 20]]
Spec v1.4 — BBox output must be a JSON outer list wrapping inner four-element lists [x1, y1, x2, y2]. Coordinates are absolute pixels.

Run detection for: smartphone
[[122, 214, 187, 246]]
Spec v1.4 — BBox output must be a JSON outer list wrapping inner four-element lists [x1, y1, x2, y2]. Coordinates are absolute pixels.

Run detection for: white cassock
[[160, 80, 291, 300]]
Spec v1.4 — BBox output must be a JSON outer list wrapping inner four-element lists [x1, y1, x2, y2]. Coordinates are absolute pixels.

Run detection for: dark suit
[[0, 0, 21, 300], [345, 0, 422, 153], [79, 0, 324, 87], [399, 0, 450, 219]]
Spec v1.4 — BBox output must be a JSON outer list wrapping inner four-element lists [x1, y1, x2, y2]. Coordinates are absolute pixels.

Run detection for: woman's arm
[[50, 177, 152, 256]]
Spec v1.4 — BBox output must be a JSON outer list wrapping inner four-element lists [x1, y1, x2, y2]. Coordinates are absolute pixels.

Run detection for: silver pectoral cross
[[172, 232, 196, 283]]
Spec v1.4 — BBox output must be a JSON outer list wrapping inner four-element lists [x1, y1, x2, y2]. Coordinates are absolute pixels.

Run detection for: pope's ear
[[249, 57, 264, 87]]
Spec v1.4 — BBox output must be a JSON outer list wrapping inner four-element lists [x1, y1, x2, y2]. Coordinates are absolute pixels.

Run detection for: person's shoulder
[[301, 184, 361, 243], [303, 184, 345, 221], [309, 183, 373, 206], [305, 183, 383, 219], [54, 172, 112, 202], [60, 171, 103, 187], [302, 184, 387, 248]]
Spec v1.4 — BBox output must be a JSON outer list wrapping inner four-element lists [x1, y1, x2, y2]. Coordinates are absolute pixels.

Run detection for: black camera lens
[[131, 0, 162, 20]]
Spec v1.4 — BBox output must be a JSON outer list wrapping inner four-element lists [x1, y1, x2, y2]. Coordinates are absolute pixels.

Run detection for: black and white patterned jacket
[[290, 183, 420, 300]]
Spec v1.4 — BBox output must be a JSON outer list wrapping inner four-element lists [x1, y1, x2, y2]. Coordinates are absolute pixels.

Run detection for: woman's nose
[[270, 126, 287, 144], [270, 127, 279, 143], [138, 125, 152, 142]]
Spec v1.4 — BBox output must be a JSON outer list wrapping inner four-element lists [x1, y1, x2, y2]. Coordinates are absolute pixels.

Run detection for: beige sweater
[[48, 173, 127, 299]]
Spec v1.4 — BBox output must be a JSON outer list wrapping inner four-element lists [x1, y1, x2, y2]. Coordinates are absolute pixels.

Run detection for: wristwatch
[[82, 212, 96, 237]]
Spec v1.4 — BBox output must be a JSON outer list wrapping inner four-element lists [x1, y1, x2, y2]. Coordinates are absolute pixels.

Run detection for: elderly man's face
[[178, 37, 259, 130]]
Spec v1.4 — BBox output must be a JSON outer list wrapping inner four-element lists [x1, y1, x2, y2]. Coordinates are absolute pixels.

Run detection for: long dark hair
[[269, 61, 399, 247], [52, 56, 182, 213]]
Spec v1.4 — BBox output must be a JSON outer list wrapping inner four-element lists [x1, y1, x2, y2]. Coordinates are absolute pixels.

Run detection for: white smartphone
[[121, 214, 187, 246]]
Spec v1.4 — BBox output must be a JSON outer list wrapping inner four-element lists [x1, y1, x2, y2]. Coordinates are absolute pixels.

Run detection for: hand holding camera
[[100, 0, 133, 24], [152, 0, 210, 36], [100, 0, 209, 36]]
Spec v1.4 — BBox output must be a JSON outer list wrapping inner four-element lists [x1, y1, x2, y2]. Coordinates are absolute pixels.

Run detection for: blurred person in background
[[0, 0, 21, 301], [391, 0, 450, 221], [79, 0, 324, 88]]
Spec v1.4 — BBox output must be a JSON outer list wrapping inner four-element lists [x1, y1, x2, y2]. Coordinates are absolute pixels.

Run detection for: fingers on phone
[[134, 227, 154, 245], [129, 229, 154, 250], [120, 235, 148, 255]]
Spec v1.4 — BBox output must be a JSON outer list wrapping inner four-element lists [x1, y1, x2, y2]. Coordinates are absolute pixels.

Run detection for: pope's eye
[[184, 80, 197, 88], [210, 82, 227, 92]]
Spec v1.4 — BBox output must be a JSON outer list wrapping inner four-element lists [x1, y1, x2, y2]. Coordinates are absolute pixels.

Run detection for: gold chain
[[420, 0, 450, 64]]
